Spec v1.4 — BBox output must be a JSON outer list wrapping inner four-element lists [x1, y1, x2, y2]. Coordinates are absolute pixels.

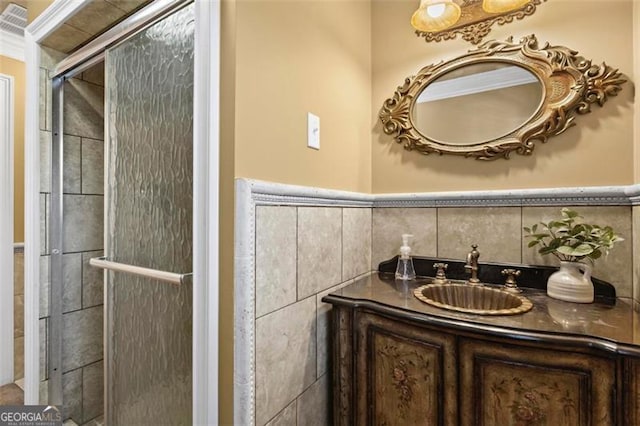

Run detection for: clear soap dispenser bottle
[[395, 234, 416, 280]]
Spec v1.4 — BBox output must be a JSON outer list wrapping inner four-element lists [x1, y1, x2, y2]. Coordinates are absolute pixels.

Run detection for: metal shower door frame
[[45, 0, 220, 422]]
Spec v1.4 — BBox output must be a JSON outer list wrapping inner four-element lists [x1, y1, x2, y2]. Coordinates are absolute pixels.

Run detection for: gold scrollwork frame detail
[[379, 35, 627, 161], [416, 0, 546, 45]]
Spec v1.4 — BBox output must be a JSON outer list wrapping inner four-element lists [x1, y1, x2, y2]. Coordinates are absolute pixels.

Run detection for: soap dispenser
[[395, 234, 416, 280]]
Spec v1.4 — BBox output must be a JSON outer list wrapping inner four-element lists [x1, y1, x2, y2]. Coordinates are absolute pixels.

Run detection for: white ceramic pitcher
[[547, 261, 594, 303]]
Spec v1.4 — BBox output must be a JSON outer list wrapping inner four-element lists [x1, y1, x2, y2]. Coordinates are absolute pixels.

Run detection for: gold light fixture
[[411, 0, 462, 32], [412, 0, 545, 45], [482, 0, 531, 14]]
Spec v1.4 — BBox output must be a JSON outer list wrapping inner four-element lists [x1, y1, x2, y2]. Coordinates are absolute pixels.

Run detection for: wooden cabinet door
[[354, 312, 457, 426], [623, 357, 640, 425], [459, 338, 616, 426]]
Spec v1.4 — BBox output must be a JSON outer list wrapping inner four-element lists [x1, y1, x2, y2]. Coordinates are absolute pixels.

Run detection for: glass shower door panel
[[105, 4, 194, 424]]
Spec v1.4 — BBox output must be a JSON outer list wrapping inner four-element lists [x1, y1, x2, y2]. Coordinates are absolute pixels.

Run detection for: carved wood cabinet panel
[[331, 304, 637, 426], [624, 358, 640, 424], [354, 311, 457, 426], [459, 338, 616, 426]]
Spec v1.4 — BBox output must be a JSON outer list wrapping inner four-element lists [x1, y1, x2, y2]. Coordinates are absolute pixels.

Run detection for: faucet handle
[[467, 244, 480, 263], [501, 269, 522, 293], [433, 263, 448, 284]]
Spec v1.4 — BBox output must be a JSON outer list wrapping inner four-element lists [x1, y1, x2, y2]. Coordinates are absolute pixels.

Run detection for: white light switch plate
[[307, 112, 320, 150]]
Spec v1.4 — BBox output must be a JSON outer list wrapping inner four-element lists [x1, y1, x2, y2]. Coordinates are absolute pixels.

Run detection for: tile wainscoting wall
[[255, 207, 371, 425], [38, 48, 105, 424], [236, 179, 640, 426], [372, 206, 633, 298], [236, 181, 373, 426]]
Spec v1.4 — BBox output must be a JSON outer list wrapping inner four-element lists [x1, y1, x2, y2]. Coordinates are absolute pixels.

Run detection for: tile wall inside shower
[[39, 49, 105, 425]]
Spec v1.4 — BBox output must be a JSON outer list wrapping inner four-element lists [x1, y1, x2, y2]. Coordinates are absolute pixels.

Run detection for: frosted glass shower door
[[104, 4, 194, 424]]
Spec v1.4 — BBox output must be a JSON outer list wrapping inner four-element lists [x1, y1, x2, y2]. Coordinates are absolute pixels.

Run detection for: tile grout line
[[436, 207, 439, 257], [341, 207, 344, 286], [252, 202, 256, 426], [61, 193, 104, 197], [262, 399, 296, 426], [366, 211, 372, 275], [253, 206, 257, 324], [631, 207, 636, 303], [79, 365, 84, 423], [255, 288, 313, 320], [520, 206, 523, 265], [79, 249, 84, 310], [79, 135, 83, 195], [255, 278, 353, 320], [296, 207, 299, 303]]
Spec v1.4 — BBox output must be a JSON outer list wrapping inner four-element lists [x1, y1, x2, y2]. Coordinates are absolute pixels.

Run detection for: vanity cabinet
[[332, 306, 626, 426], [459, 338, 616, 426], [353, 311, 457, 425]]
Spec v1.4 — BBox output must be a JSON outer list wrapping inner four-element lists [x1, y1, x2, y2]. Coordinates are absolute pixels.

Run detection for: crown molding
[[25, 0, 91, 42], [0, 30, 24, 61]]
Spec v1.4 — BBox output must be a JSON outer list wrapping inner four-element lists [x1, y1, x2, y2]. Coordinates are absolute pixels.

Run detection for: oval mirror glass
[[411, 62, 543, 145]]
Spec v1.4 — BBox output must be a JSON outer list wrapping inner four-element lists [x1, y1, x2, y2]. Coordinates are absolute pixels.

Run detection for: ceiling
[[1, 0, 151, 54], [0, 0, 27, 15], [41, 0, 151, 53]]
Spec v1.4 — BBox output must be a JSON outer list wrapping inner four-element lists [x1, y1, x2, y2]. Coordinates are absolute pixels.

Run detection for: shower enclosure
[[102, 5, 194, 422], [46, 1, 198, 423]]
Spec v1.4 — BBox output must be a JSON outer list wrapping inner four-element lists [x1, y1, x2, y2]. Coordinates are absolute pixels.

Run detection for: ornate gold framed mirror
[[379, 35, 626, 160]]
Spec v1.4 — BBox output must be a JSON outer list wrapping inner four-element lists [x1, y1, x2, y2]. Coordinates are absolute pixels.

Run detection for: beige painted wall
[[0, 56, 25, 242], [26, 0, 52, 24], [372, 0, 635, 193], [219, 0, 236, 423], [0, 0, 57, 242], [234, 0, 372, 193], [225, 2, 371, 422]]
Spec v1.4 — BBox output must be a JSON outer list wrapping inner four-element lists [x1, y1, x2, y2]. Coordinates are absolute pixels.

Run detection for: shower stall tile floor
[[81, 415, 104, 426], [0, 383, 23, 405]]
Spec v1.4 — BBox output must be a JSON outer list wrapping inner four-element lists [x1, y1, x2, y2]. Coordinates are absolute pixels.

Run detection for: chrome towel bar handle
[[89, 256, 192, 286]]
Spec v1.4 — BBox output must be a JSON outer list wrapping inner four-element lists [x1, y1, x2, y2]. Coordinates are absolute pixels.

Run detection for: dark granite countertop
[[323, 272, 640, 357]]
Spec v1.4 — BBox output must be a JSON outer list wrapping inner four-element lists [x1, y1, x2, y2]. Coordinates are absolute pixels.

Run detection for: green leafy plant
[[524, 208, 623, 264]]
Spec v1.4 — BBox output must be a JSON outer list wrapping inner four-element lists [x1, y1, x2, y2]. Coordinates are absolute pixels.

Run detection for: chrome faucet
[[465, 244, 481, 284]]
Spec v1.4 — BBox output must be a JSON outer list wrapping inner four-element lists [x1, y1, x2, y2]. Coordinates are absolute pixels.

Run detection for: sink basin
[[414, 283, 533, 316]]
